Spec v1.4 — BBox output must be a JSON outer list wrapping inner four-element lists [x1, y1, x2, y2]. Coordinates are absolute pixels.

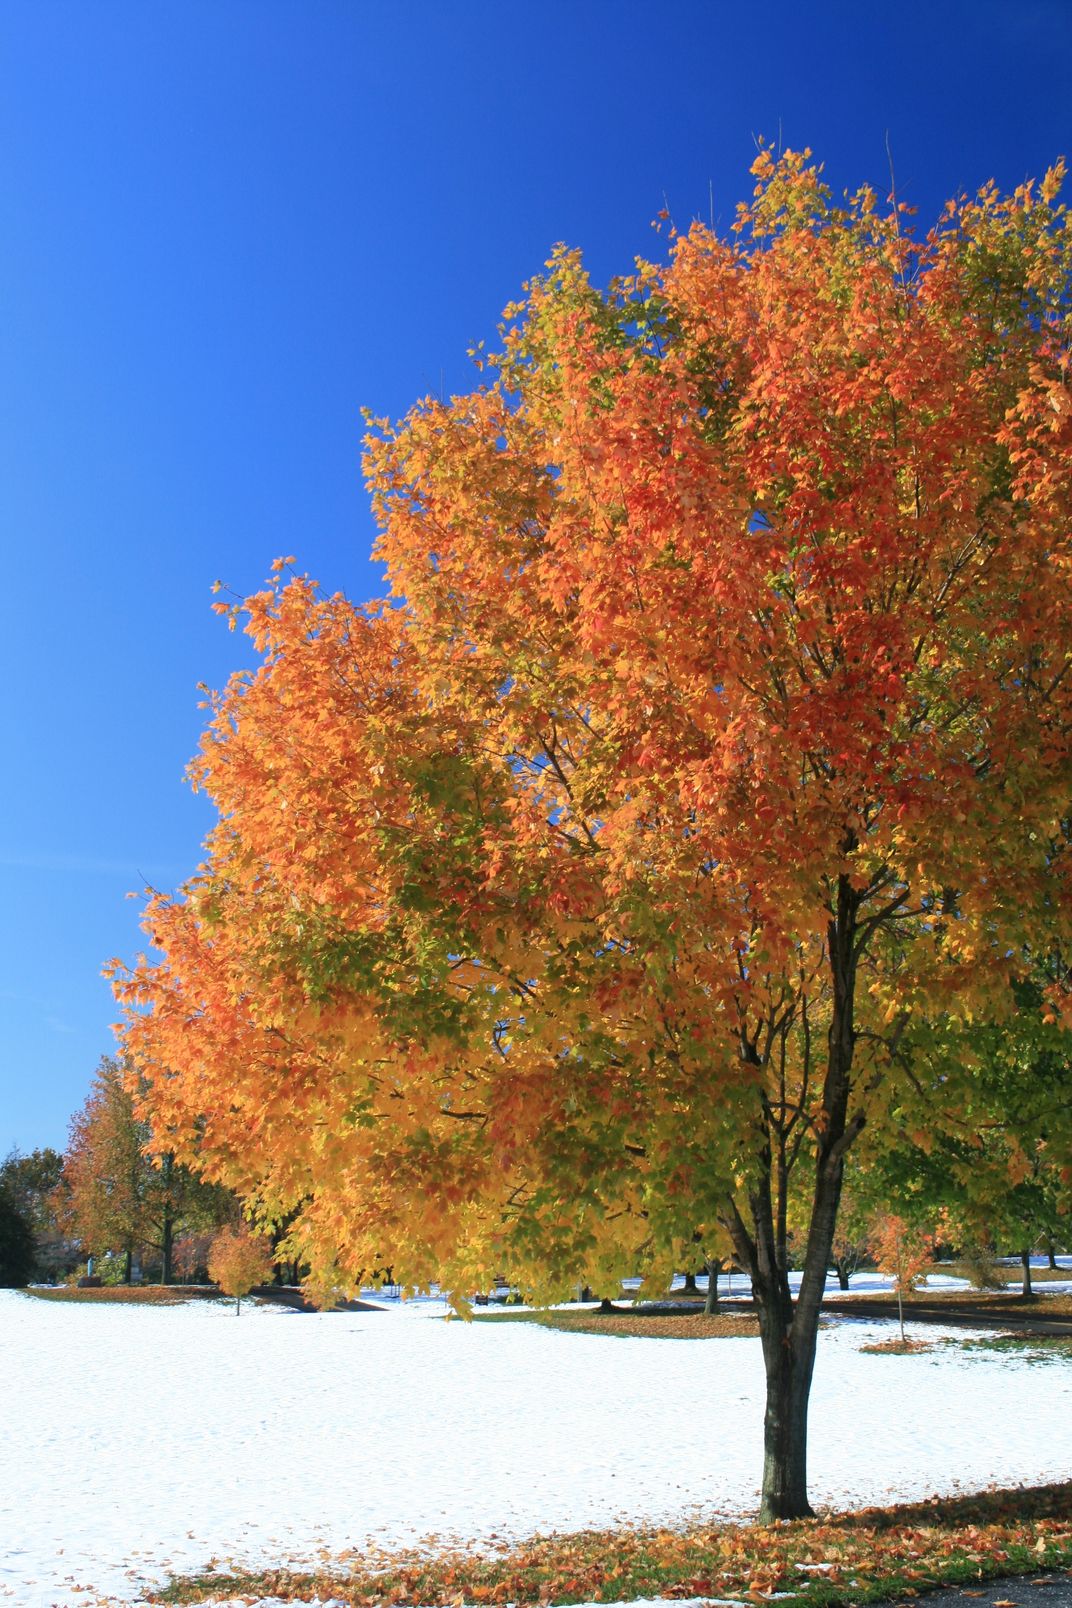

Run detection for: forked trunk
[[725, 871, 863, 1523]]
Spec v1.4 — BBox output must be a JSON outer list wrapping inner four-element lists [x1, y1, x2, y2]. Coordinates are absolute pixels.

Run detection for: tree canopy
[[113, 149, 1072, 1516]]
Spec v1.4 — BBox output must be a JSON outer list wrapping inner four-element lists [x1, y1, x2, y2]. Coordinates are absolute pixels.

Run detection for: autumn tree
[[207, 1225, 274, 1314], [868, 1213, 934, 1343], [866, 978, 1072, 1299], [60, 1058, 232, 1282], [113, 151, 1072, 1519], [826, 1171, 873, 1292]]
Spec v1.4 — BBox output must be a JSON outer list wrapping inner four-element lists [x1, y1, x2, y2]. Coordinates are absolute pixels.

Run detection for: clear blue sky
[[2, 0, 1069, 1156]]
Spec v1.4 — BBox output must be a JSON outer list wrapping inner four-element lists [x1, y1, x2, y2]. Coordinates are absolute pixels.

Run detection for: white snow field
[[1, 1283, 1070, 1608]]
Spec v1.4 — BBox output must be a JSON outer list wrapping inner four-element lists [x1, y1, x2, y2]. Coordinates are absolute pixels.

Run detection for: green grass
[[958, 1333, 1072, 1361]]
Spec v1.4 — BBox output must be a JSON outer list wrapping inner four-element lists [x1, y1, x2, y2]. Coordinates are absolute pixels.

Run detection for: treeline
[[0, 1056, 249, 1288]]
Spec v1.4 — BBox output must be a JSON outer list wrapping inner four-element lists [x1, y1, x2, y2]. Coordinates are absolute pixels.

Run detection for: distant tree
[[173, 1230, 214, 1282], [60, 1059, 147, 1281], [869, 1213, 934, 1343], [60, 1058, 237, 1282], [0, 1179, 35, 1287], [864, 979, 1072, 1298], [0, 1148, 67, 1281], [829, 1176, 873, 1293], [207, 1225, 274, 1314]]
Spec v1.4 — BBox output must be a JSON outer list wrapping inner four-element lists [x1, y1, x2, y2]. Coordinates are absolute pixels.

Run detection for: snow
[[1, 1283, 1070, 1608]]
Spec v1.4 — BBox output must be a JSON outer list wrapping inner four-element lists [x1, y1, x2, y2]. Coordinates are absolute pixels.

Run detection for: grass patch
[[931, 1262, 1071, 1286], [474, 1307, 761, 1339], [959, 1334, 1072, 1361], [839, 1288, 1072, 1318], [150, 1479, 1072, 1605]]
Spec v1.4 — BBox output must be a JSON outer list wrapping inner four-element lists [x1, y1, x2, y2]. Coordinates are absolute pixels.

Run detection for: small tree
[[207, 1225, 274, 1314], [869, 1213, 933, 1344]]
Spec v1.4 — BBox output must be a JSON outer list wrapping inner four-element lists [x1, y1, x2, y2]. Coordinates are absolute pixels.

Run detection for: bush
[[961, 1245, 1007, 1291]]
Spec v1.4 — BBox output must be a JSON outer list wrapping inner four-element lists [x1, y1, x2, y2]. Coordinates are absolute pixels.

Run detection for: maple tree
[[867, 1212, 934, 1342], [207, 1224, 274, 1314], [113, 149, 1072, 1519], [59, 1058, 153, 1282], [864, 975, 1072, 1298], [60, 1058, 233, 1282]]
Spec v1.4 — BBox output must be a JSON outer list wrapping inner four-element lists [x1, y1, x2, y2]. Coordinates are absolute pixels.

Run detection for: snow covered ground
[[1, 1278, 1070, 1608]]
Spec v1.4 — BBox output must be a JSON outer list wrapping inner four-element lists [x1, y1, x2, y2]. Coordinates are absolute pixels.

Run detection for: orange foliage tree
[[59, 1058, 155, 1283], [112, 151, 1072, 1518], [868, 1212, 935, 1343], [207, 1225, 274, 1315]]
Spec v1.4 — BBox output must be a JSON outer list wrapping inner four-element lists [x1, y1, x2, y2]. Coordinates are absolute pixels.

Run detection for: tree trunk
[[835, 1258, 850, 1291], [682, 1270, 698, 1294], [1021, 1248, 1034, 1300], [1047, 1239, 1058, 1271], [758, 1321, 814, 1522], [124, 1245, 132, 1285], [160, 1153, 174, 1286], [726, 869, 862, 1522], [704, 1258, 722, 1315]]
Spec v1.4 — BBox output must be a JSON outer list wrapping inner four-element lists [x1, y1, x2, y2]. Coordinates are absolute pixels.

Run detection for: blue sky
[[2, 0, 1070, 1156]]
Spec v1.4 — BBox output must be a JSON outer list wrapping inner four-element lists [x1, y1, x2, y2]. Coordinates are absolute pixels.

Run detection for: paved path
[[636, 1296, 1072, 1337], [824, 1297, 1072, 1336], [874, 1571, 1072, 1608]]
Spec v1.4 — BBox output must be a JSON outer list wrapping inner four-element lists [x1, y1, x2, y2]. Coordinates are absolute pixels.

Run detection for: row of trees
[[60, 1056, 238, 1284], [0, 1057, 241, 1288], [108, 149, 1072, 1520]]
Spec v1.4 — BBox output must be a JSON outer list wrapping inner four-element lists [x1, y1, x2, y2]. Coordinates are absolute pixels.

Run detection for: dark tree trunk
[[124, 1245, 133, 1284], [1047, 1239, 1058, 1271], [1021, 1248, 1034, 1300], [759, 1314, 814, 1521], [160, 1153, 174, 1285], [682, 1270, 698, 1294], [834, 1258, 850, 1291], [725, 870, 863, 1522], [704, 1258, 722, 1315]]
